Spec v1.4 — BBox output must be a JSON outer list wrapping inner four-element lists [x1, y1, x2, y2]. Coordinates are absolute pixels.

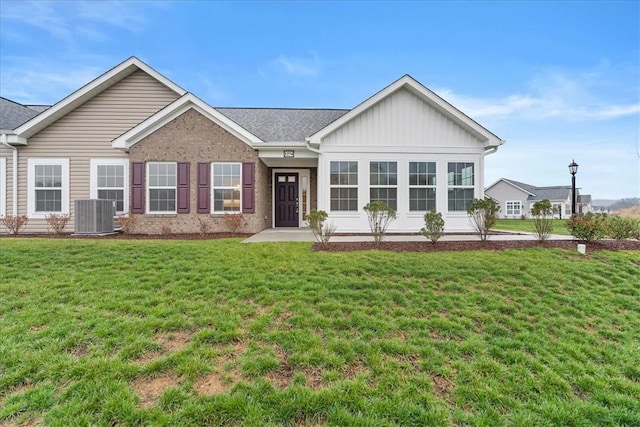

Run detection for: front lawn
[[1, 239, 638, 426], [494, 218, 571, 235]]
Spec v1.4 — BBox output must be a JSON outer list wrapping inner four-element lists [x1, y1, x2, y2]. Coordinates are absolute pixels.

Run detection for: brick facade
[[128, 108, 271, 234]]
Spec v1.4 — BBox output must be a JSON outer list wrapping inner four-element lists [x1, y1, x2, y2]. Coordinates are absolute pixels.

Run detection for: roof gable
[[307, 75, 503, 148], [14, 57, 186, 139], [112, 93, 263, 150]]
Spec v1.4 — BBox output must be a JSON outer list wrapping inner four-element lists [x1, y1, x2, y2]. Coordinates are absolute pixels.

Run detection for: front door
[[275, 173, 299, 227]]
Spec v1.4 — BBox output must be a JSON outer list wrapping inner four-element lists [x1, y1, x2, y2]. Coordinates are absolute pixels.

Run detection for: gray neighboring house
[[485, 178, 592, 219]]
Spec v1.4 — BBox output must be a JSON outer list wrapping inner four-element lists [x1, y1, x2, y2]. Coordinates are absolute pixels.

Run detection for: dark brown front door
[[275, 173, 298, 227]]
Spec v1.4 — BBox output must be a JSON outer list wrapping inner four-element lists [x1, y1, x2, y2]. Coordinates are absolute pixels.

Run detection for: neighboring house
[[0, 57, 504, 234], [485, 178, 592, 219]]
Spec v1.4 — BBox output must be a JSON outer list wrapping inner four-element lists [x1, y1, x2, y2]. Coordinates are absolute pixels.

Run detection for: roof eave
[[14, 56, 187, 139], [112, 93, 263, 151]]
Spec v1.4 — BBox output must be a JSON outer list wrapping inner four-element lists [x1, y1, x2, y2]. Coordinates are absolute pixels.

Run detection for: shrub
[[605, 215, 638, 240], [45, 213, 70, 234], [197, 216, 211, 236], [305, 209, 336, 244], [467, 198, 500, 241], [530, 200, 555, 241], [420, 211, 445, 244], [363, 201, 396, 243], [0, 214, 29, 235], [566, 212, 607, 242], [224, 213, 246, 233], [116, 214, 137, 234]]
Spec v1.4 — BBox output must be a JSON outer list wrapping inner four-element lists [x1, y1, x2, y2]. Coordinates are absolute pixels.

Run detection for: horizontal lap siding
[[15, 70, 180, 233]]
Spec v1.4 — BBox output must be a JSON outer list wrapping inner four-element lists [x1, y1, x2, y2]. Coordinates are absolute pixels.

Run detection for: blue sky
[[1, 0, 638, 200]]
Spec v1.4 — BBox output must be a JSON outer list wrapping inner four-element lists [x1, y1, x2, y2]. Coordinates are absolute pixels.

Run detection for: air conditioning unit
[[74, 199, 115, 234]]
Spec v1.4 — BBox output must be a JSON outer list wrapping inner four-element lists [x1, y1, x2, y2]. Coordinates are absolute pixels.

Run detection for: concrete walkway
[[243, 228, 573, 243]]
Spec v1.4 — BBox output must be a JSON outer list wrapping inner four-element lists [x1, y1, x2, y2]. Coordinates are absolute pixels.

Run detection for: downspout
[[0, 133, 18, 215]]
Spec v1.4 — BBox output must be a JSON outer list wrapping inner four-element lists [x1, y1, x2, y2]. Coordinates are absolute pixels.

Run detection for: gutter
[[484, 146, 499, 156], [305, 140, 321, 154], [0, 133, 18, 215]]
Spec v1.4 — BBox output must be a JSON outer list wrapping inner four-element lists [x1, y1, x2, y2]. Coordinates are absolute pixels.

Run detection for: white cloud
[[435, 66, 640, 122]]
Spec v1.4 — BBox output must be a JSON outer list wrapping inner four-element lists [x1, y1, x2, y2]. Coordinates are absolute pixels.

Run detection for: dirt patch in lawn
[[134, 331, 193, 366], [431, 374, 454, 401], [132, 372, 182, 409], [313, 239, 640, 253], [194, 341, 247, 395]]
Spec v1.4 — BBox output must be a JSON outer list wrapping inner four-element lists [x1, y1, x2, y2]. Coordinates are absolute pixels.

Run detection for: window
[[409, 161, 436, 211], [90, 159, 128, 213], [27, 158, 69, 217], [330, 161, 358, 211], [147, 162, 176, 213], [506, 201, 522, 216], [370, 161, 397, 210], [212, 163, 241, 212], [447, 162, 474, 211]]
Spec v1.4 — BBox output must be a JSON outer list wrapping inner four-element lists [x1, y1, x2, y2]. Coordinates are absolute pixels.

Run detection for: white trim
[[211, 162, 242, 214], [307, 75, 503, 148], [271, 168, 310, 228], [112, 93, 263, 150], [146, 162, 177, 214], [89, 159, 129, 214], [505, 200, 522, 217], [0, 157, 6, 217], [27, 158, 70, 218], [15, 57, 186, 140]]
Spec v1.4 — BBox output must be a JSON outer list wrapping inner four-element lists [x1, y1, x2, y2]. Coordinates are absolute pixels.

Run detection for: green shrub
[[420, 211, 445, 244], [305, 209, 335, 244], [467, 198, 500, 241], [363, 201, 396, 243], [566, 212, 607, 242], [530, 200, 555, 241], [605, 215, 638, 240]]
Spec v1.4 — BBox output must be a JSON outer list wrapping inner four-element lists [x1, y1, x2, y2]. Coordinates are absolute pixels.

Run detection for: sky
[[1, 0, 638, 200]]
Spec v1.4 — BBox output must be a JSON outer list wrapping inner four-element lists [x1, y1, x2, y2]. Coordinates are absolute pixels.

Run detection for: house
[[0, 57, 504, 234], [485, 178, 592, 219]]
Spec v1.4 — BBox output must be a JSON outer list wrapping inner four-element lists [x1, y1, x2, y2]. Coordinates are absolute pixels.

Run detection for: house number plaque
[[283, 150, 295, 158]]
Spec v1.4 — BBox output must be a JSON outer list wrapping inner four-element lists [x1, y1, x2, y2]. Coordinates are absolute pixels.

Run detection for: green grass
[[494, 218, 571, 235], [1, 238, 639, 426]]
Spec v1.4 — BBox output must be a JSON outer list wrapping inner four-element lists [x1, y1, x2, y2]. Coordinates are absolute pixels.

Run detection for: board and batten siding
[[317, 87, 488, 233], [15, 70, 180, 233], [322, 88, 481, 150]]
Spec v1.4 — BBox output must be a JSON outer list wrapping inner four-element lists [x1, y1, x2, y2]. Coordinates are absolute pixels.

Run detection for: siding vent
[[74, 199, 115, 234]]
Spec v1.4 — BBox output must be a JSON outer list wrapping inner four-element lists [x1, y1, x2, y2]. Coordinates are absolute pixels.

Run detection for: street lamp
[[569, 159, 579, 216]]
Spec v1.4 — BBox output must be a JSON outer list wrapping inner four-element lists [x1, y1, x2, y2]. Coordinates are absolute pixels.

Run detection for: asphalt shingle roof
[[216, 108, 349, 142], [0, 97, 46, 130], [502, 178, 573, 201]]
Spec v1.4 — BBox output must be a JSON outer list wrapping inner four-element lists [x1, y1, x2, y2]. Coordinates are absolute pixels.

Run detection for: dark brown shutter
[[242, 162, 255, 214], [131, 162, 145, 214], [197, 162, 210, 214], [177, 162, 190, 214]]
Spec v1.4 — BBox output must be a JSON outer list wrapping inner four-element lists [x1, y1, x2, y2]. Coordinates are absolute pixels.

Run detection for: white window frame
[[329, 161, 359, 212], [27, 158, 70, 218], [409, 161, 436, 212], [0, 157, 6, 217], [369, 161, 398, 210], [211, 162, 242, 214], [90, 159, 129, 214], [447, 162, 475, 212], [146, 162, 177, 214], [505, 201, 522, 217]]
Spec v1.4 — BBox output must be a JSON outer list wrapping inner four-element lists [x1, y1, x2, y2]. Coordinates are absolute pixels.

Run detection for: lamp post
[[568, 159, 579, 216]]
